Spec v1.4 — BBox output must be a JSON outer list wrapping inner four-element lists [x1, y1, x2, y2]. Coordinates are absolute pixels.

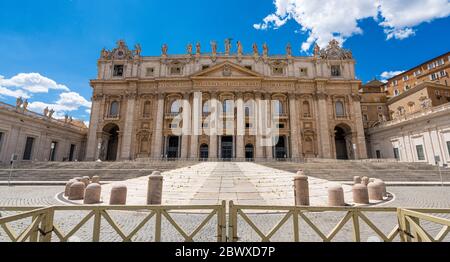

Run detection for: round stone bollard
[[375, 179, 387, 197], [64, 179, 77, 197], [361, 176, 370, 186], [91, 176, 101, 184], [81, 176, 90, 187], [73, 177, 82, 182], [353, 176, 362, 185], [68, 182, 86, 200], [328, 184, 345, 206], [352, 184, 369, 204], [147, 171, 163, 205], [110, 185, 127, 205], [294, 170, 310, 206], [84, 183, 101, 204], [368, 182, 383, 201]]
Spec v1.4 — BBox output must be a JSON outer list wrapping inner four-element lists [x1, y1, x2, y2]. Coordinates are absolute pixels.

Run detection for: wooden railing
[[0, 202, 227, 242], [228, 202, 450, 242], [1, 202, 449, 242]]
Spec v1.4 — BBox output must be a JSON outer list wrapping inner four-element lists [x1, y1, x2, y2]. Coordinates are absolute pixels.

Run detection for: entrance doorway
[[274, 136, 287, 159], [199, 144, 209, 160], [245, 144, 254, 161], [221, 136, 233, 160], [105, 125, 119, 161], [335, 125, 351, 160], [167, 136, 180, 159]]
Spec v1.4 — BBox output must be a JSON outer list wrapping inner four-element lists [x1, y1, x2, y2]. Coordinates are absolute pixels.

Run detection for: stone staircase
[[0, 161, 199, 181], [261, 160, 450, 182]]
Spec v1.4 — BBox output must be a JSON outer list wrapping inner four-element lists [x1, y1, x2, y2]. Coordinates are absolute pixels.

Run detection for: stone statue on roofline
[[211, 41, 217, 56], [48, 109, 55, 118], [43, 107, 49, 117], [237, 41, 243, 56], [196, 42, 201, 55], [252, 43, 258, 56], [161, 44, 168, 56], [23, 99, 28, 111], [262, 43, 268, 57], [16, 97, 23, 109], [225, 38, 231, 55], [286, 43, 292, 57], [187, 43, 193, 55], [134, 44, 142, 57]]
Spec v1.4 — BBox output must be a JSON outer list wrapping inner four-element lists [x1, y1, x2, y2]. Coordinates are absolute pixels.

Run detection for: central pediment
[[190, 61, 263, 79]]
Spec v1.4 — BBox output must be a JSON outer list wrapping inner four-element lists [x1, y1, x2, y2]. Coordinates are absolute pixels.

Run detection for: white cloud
[[380, 70, 405, 80], [28, 91, 91, 117], [0, 73, 70, 93], [0, 86, 30, 99], [255, 0, 450, 52]]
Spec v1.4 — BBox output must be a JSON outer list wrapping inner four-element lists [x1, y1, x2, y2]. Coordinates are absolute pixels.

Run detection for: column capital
[[314, 92, 328, 100], [210, 91, 218, 98], [157, 92, 166, 100], [235, 92, 244, 99]]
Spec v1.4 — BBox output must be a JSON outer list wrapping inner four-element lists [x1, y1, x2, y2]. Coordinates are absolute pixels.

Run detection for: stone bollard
[[328, 184, 345, 206], [81, 176, 90, 187], [361, 176, 370, 186], [352, 184, 369, 204], [375, 179, 387, 197], [147, 171, 163, 205], [368, 182, 383, 201], [294, 170, 310, 206], [64, 179, 77, 197], [84, 183, 101, 204], [110, 185, 127, 205], [91, 176, 101, 184], [73, 177, 82, 182], [69, 182, 86, 200], [353, 176, 362, 185], [369, 178, 376, 183]]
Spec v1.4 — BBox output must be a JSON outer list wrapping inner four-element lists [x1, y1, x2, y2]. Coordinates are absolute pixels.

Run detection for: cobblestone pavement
[[0, 186, 449, 242]]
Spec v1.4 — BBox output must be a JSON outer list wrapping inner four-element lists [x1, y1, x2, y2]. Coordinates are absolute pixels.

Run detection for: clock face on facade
[[117, 51, 124, 58]]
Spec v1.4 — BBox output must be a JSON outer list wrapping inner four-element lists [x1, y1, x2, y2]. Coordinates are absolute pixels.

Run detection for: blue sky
[[0, 0, 449, 124]]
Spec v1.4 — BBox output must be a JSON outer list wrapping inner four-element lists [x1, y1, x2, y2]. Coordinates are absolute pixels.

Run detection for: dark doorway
[[274, 136, 287, 159], [69, 144, 76, 161], [106, 125, 119, 161], [335, 126, 349, 160], [167, 136, 180, 159], [23, 137, 35, 161], [199, 144, 209, 160], [49, 141, 58, 161], [221, 136, 233, 160], [245, 144, 254, 161]]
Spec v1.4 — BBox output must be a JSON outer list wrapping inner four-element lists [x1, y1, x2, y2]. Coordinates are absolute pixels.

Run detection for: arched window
[[273, 100, 283, 116], [244, 100, 255, 117], [109, 101, 119, 117], [302, 101, 311, 117], [170, 100, 181, 113], [143, 101, 152, 118], [335, 101, 345, 117]]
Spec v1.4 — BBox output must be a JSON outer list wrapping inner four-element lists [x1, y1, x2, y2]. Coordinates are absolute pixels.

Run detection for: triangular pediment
[[191, 61, 263, 78]]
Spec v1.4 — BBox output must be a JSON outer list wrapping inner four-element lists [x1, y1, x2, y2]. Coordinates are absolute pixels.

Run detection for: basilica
[[85, 39, 367, 161]]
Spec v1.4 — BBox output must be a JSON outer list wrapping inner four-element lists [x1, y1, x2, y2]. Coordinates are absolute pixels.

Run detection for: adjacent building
[[86, 40, 368, 161], [0, 101, 88, 163]]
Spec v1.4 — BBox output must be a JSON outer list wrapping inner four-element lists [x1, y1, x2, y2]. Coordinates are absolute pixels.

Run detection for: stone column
[[181, 92, 191, 159], [190, 91, 202, 159], [264, 93, 273, 160], [209, 92, 218, 159], [86, 95, 102, 161], [236, 92, 245, 160], [289, 93, 301, 160], [316, 92, 331, 158], [120, 92, 136, 160], [255, 92, 264, 160], [152, 93, 165, 159], [351, 94, 368, 159]]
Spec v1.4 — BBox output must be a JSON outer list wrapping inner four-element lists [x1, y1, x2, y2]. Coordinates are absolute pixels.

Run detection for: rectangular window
[[430, 73, 438, 81], [244, 65, 252, 70], [113, 65, 124, 77], [363, 114, 368, 122], [440, 70, 447, 77], [299, 68, 308, 77], [403, 75, 409, 81], [276, 123, 285, 129], [202, 65, 210, 70], [416, 145, 425, 161], [393, 80, 398, 86], [146, 67, 154, 76], [393, 148, 400, 160], [376, 150, 381, 159], [414, 70, 422, 76], [447, 141, 450, 156], [361, 106, 368, 111], [49, 141, 58, 161], [23, 137, 35, 161], [331, 65, 341, 77]]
